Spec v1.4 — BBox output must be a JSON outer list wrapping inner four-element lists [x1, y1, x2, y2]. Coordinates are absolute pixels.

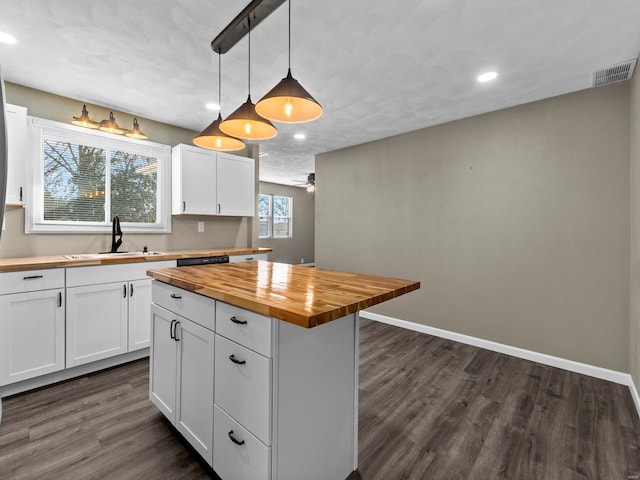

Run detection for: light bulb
[[284, 100, 294, 118], [215, 138, 222, 148], [244, 122, 252, 135]]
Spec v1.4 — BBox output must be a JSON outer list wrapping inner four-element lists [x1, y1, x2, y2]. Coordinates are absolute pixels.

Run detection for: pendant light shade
[[194, 53, 246, 151], [256, 68, 322, 123], [194, 113, 246, 150], [219, 95, 277, 140], [219, 14, 278, 142], [255, 0, 322, 124]]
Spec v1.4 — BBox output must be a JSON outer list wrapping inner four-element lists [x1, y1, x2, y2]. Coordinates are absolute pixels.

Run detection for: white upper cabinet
[[171, 144, 255, 217], [5, 104, 27, 206], [172, 144, 218, 215], [216, 152, 255, 216]]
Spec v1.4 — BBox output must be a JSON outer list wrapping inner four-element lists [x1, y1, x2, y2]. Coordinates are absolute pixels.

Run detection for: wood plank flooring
[[1, 318, 640, 479]]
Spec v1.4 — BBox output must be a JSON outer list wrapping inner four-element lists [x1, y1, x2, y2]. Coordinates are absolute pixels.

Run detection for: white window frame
[[25, 117, 172, 234], [258, 193, 292, 239]]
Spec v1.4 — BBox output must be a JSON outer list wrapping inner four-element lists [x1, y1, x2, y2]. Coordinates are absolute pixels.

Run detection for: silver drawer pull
[[228, 430, 245, 446], [229, 354, 246, 365], [23, 275, 44, 280]]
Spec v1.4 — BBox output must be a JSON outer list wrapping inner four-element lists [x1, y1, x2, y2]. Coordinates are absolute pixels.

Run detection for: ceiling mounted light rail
[[210, 0, 286, 55], [71, 105, 148, 140], [255, 0, 323, 123], [193, 54, 246, 151]]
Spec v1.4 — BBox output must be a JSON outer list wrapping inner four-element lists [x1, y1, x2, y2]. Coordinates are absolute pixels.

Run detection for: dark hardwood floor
[[1, 318, 640, 479]]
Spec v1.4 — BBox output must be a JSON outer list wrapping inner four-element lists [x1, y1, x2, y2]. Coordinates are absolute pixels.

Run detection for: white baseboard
[[628, 376, 640, 417], [360, 310, 629, 385]]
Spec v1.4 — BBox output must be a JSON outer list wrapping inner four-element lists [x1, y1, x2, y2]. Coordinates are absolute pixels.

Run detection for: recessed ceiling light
[[0, 31, 17, 45], [294, 133, 306, 140], [206, 103, 220, 111], [477, 71, 498, 82]]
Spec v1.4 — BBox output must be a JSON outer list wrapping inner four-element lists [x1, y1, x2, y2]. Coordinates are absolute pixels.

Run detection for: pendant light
[[255, 0, 322, 124], [193, 54, 245, 151], [219, 17, 277, 141]]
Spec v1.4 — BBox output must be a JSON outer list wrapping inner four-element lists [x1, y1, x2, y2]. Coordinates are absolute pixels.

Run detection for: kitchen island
[[146, 261, 419, 480]]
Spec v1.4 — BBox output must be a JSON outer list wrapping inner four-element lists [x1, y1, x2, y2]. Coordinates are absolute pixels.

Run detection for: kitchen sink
[[64, 251, 165, 260]]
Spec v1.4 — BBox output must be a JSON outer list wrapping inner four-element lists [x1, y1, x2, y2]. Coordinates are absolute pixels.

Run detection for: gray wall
[[258, 182, 314, 264], [316, 83, 630, 372], [631, 69, 640, 384], [1, 83, 258, 258]]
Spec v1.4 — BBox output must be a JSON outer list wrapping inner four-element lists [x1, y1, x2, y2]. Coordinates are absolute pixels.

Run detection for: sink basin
[[64, 251, 165, 260]]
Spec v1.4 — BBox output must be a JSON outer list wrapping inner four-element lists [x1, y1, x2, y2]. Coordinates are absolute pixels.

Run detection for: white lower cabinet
[[66, 261, 175, 367], [214, 405, 270, 480], [214, 335, 271, 444], [151, 281, 359, 480], [0, 268, 66, 387], [128, 279, 153, 351], [150, 303, 215, 466], [66, 282, 129, 367], [0, 288, 65, 386]]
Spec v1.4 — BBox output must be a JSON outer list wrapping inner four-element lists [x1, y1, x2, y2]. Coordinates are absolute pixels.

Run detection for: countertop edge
[[147, 263, 420, 329], [0, 247, 272, 272]]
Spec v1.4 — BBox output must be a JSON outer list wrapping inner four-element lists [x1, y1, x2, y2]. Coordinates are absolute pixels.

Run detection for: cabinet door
[[175, 318, 215, 466], [128, 279, 152, 351], [5, 104, 27, 206], [172, 144, 217, 215], [66, 283, 128, 367], [0, 288, 65, 386], [217, 153, 255, 216], [149, 304, 178, 421]]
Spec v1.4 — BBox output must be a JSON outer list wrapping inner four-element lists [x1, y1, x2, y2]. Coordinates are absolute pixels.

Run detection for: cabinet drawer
[[0, 268, 65, 295], [67, 260, 175, 287], [228, 253, 268, 263], [215, 335, 271, 445], [216, 301, 272, 357], [214, 405, 270, 480], [152, 281, 215, 331]]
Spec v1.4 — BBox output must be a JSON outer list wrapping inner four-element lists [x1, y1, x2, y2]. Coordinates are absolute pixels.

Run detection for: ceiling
[[1, 0, 639, 186]]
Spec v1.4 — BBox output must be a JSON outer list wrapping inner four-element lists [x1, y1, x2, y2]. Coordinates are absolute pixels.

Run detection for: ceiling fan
[[291, 173, 315, 192]]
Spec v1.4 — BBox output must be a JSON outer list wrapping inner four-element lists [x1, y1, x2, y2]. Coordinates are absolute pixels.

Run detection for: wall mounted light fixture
[[71, 105, 148, 140]]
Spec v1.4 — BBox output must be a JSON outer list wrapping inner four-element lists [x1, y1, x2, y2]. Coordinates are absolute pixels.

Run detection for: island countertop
[[147, 261, 420, 328]]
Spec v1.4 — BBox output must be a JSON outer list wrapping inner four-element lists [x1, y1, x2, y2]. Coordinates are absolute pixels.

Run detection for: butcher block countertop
[[147, 261, 420, 328], [0, 247, 271, 272]]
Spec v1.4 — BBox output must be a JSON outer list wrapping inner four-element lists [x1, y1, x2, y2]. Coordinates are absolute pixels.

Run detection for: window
[[26, 117, 171, 233], [258, 193, 292, 238]]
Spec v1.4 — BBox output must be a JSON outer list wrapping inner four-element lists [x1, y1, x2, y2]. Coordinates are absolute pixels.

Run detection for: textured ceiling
[[0, 0, 639, 186]]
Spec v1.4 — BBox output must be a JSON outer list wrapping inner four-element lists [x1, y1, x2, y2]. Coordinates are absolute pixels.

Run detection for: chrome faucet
[[110, 216, 123, 253]]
